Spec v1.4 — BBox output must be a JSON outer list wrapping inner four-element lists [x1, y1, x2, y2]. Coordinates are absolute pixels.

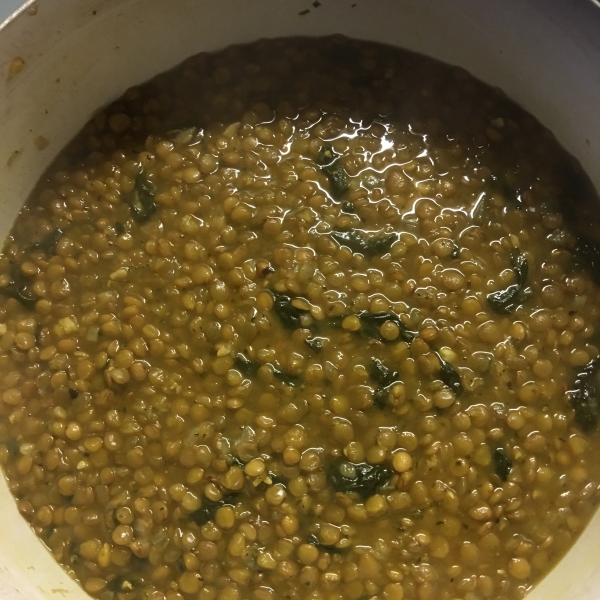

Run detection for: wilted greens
[[271, 291, 309, 330], [31, 228, 64, 255], [124, 174, 156, 222], [0, 266, 37, 310], [317, 145, 349, 199], [327, 461, 392, 498], [487, 249, 532, 313], [369, 358, 401, 409], [434, 352, 463, 396], [330, 229, 399, 257], [493, 447, 513, 481], [356, 311, 416, 343]]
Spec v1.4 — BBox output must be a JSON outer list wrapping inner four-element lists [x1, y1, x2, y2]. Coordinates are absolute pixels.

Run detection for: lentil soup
[[1, 36, 600, 600]]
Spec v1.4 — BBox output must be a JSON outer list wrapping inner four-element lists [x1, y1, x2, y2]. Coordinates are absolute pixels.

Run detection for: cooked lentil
[[0, 36, 599, 600]]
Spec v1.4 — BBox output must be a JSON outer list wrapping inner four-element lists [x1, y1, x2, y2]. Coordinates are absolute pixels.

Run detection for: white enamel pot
[[0, 1, 599, 598]]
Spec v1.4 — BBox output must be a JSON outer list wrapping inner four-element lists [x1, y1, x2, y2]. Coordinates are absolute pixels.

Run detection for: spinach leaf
[[492, 447, 512, 481], [234, 352, 302, 386], [373, 386, 395, 409], [305, 336, 324, 353], [356, 311, 416, 343], [124, 173, 156, 222], [307, 534, 347, 554], [271, 291, 309, 330], [234, 354, 259, 377], [434, 352, 463, 396], [370, 359, 399, 387], [370, 358, 401, 409], [569, 358, 600, 433], [31, 228, 64, 255], [487, 249, 532, 314], [330, 230, 399, 257], [327, 461, 392, 498], [317, 145, 349, 199], [1, 266, 37, 310], [190, 494, 237, 526]]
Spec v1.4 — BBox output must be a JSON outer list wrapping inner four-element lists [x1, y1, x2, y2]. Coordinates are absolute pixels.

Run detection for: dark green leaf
[[434, 352, 463, 396], [1, 266, 37, 310], [373, 385, 396, 410], [356, 311, 416, 343], [31, 228, 64, 255], [369, 359, 401, 409], [1, 282, 37, 309], [124, 173, 156, 222], [317, 145, 349, 199], [271, 291, 309, 330], [305, 336, 324, 353], [330, 230, 399, 258], [487, 284, 522, 314], [190, 494, 237, 526], [370, 358, 399, 387], [235, 352, 301, 386], [570, 358, 600, 433], [307, 534, 347, 554], [234, 354, 259, 377], [492, 447, 512, 481], [487, 249, 532, 314], [327, 461, 392, 498]]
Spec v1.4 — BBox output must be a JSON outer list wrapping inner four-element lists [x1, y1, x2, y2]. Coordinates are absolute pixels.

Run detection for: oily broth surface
[[0, 36, 600, 600]]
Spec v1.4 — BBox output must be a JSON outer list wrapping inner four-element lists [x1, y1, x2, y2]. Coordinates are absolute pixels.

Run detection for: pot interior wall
[[0, 0, 599, 599]]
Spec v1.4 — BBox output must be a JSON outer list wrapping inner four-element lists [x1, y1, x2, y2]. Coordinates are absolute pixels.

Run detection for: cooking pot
[[1, 1, 599, 598]]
